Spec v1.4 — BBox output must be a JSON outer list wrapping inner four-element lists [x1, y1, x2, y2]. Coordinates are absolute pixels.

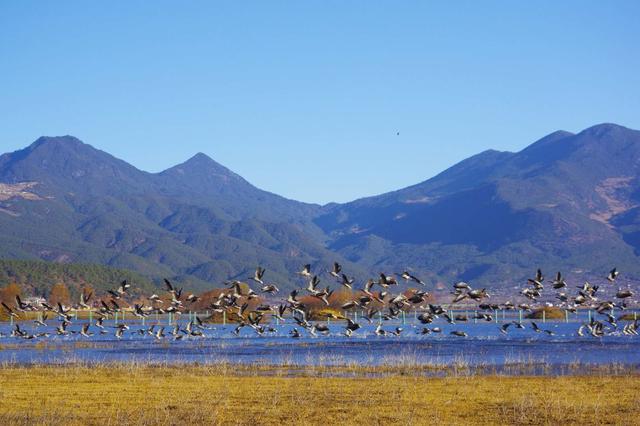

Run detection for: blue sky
[[1, 1, 639, 204]]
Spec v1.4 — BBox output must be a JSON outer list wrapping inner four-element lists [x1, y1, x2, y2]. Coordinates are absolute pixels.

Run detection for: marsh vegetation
[[0, 364, 638, 425]]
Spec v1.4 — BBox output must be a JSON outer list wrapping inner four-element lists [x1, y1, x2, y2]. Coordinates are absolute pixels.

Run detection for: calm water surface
[[1, 319, 638, 370]]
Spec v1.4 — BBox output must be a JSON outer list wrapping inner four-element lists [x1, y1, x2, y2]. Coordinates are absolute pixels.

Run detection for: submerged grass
[[0, 364, 638, 425], [1, 343, 638, 377]]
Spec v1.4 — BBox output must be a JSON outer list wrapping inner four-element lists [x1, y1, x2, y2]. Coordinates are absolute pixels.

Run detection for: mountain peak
[[513, 128, 576, 163], [190, 152, 213, 161], [517, 124, 639, 165], [0, 135, 148, 190], [161, 152, 243, 184], [180, 152, 223, 169], [543, 129, 575, 140], [579, 122, 634, 138], [31, 135, 85, 149], [169, 151, 225, 169]]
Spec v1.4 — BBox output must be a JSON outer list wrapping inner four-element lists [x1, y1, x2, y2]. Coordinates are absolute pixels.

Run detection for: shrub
[[526, 306, 565, 320]]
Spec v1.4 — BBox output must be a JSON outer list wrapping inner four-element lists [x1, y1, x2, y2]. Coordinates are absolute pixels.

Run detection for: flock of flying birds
[[1, 262, 638, 341]]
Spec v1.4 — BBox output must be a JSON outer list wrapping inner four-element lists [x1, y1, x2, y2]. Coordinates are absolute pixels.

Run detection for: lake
[[1, 318, 639, 373]]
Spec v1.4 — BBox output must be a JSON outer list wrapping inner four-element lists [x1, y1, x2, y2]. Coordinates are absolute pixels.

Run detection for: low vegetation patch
[[526, 306, 565, 320], [618, 313, 639, 321], [0, 365, 638, 425]]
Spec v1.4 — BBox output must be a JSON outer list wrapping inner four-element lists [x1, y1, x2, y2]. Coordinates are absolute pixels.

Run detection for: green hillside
[[2, 125, 640, 293], [0, 259, 159, 299]]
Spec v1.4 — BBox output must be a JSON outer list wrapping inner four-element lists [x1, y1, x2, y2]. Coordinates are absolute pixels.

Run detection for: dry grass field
[[0, 364, 638, 425]]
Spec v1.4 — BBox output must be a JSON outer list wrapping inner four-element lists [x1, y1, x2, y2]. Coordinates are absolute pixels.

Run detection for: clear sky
[[1, 1, 639, 204]]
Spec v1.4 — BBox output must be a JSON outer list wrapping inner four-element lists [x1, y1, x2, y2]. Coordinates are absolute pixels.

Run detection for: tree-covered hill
[[2, 124, 640, 293], [0, 259, 158, 299]]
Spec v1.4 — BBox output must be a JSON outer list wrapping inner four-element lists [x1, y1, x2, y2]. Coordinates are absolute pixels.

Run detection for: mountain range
[[1, 123, 640, 294]]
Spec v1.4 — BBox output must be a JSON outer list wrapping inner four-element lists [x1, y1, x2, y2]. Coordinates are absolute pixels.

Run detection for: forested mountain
[[2, 123, 640, 295], [317, 124, 640, 290], [0, 136, 363, 292]]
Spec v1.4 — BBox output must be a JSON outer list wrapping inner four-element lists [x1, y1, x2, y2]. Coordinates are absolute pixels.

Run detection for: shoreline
[[0, 359, 637, 378]]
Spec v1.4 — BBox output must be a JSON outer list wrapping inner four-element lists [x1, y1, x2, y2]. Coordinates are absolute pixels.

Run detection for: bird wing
[[164, 279, 174, 292]]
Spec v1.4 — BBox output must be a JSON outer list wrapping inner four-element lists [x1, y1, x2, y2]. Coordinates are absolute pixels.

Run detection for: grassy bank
[[0, 365, 638, 425]]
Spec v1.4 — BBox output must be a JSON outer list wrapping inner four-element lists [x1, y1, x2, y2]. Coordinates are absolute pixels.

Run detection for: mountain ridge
[[2, 123, 640, 293], [315, 123, 640, 291], [0, 135, 347, 292]]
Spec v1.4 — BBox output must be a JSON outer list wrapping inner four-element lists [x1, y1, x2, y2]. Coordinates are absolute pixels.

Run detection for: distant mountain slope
[[2, 124, 640, 294], [316, 123, 640, 289], [0, 136, 365, 292]]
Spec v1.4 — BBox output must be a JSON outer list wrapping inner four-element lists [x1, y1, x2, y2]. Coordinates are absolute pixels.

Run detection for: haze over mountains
[[1, 123, 640, 293]]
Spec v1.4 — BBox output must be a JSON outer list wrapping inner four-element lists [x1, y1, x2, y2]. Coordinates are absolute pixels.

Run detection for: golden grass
[[0, 365, 638, 425]]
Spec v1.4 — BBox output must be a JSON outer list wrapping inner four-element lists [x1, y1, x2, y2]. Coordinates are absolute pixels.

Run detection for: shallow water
[[1, 319, 639, 372]]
